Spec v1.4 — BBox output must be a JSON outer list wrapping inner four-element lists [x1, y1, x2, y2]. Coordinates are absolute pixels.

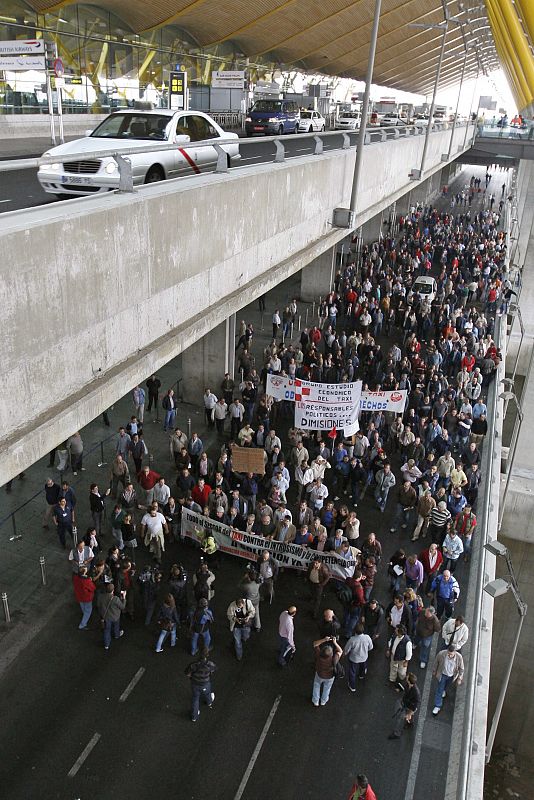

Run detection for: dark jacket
[[185, 656, 217, 685]]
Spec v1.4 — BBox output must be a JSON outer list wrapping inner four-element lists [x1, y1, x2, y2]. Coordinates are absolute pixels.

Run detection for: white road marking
[[233, 695, 281, 800], [0, 199, 12, 203], [119, 666, 146, 702], [403, 639, 438, 800], [67, 732, 101, 777]]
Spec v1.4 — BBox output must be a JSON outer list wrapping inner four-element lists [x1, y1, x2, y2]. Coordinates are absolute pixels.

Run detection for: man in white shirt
[[307, 478, 329, 512], [203, 388, 218, 429], [153, 477, 171, 510], [141, 506, 168, 561]]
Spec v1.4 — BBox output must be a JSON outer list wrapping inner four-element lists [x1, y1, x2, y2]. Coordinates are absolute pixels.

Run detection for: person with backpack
[[190, 598, 214, 656], [168, 563, 188, 623], [240, 567, 262, 632], [185, 648, 217, 723], [341, 570, 365, 637], [311, 635, 343, 707]]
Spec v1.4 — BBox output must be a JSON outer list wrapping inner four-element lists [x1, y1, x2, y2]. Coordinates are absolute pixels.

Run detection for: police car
[[37, 109, 240, 197]]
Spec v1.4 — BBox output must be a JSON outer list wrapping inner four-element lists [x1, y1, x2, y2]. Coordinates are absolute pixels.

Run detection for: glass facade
[[0, 0, 266, 114]]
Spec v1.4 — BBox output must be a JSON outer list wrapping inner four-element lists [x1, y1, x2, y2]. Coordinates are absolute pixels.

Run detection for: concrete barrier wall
[[0, 124, 472, 481], [0, 113, 107, 140]]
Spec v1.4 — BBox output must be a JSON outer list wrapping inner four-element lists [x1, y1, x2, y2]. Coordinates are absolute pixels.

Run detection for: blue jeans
[[164, 409, 176, 430], [374, 486, 390, 512], [392, 503, 413, 529], [278, 635, 292, 665], [434, 674, 454, 708], [414, 634, 433, 665], [191, 681, 212, 721], [348, 659, 367, 689], [156, 623, 176, 651], [233, 626, 250, 660], [343, 606, 361, 637], [191, 629, 211, 655], [103, 619, 121, 648], [79, 601, 92, 629], [312, 673, 335, 705]]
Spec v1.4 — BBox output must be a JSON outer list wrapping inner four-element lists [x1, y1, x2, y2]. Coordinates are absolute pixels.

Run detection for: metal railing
[[0, 120, 474, 185]]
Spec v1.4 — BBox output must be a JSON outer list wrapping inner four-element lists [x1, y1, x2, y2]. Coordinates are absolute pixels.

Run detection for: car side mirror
[[175, 134, 191, 144], [85, 129, 93, 137]]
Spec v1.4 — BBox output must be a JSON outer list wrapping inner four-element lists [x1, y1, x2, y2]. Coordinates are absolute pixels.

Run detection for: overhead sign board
[[0, 54, 46, 70], [211, 70, 245, 89], [169, 70, 187, 110], [0, 39, 44, 55]]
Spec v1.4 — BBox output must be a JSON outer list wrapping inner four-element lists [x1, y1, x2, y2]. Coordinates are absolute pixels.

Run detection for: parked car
[[245, 99, 300, 136], [409, 276, 437, 303], [380, 114, 406, 126], [298, 109, 326, 133], [37, 109, 240, 197], [334, 112, 361, 131]]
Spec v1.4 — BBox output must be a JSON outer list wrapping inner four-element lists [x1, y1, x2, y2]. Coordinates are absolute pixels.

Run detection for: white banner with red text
[[181, 507, 356, 579], [266, 375, 407, 414]]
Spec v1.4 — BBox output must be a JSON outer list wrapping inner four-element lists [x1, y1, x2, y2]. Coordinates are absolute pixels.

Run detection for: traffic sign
[[53, 57, 64, 77]]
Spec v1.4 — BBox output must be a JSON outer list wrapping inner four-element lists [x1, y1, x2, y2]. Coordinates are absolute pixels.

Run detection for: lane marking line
[[0, 199, 12, 203], [67, 732, 101, 778], [233, 695, 281, 800], [403, 639, 438, 800], [119, 666, 146, 703]]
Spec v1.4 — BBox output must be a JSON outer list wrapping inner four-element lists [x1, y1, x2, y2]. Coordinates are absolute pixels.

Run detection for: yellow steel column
[[499, 0, 534, 103], [486, 0, 530, 106]]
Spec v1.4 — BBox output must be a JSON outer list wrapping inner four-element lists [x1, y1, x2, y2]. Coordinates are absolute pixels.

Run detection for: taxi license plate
[[63, 176, 93, 185]]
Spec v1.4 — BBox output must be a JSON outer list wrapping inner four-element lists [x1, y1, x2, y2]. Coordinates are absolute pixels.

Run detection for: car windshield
[[91, 113, 173, 140], [300, 111, 312, 119], [414, 283, 433, 294], [252, 101, 282, 112]]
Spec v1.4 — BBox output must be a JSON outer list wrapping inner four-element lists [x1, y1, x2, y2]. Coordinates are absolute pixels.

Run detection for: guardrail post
[[273, 139, 285, 163], [187, 417, 192, 440], [313, 136, 324, 156], [114, 154, 135, 193], [341, 133, 351, 150], [312, 301, 316, 319], [305, 307, 309, 326], [39, 556, 47, 586], [72, 526, 78, 548], [2, 592, 11, 623], [214, 144, 229, 173]]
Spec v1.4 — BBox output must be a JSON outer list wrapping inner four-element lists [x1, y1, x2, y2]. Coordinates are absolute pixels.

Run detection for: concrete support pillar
[[300, 246, 335, 302], [181, 320, 229, 404]]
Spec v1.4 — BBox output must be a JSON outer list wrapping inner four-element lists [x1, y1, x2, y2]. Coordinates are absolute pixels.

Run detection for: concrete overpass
[[0, 123, 472, 483]]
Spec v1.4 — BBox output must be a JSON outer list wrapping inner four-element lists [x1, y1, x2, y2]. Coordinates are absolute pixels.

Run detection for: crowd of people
[[32, 172, 508, 794]]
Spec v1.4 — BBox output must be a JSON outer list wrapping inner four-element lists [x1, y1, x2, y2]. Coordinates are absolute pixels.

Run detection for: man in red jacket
[[347, 773, 377, 800], [419, 542, 444, 594], [72, 565, 96, 630], [137, 465, 161, 505], [191, 478, 212, 510]]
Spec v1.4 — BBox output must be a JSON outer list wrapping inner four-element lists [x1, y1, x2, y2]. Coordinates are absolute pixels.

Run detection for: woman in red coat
[[419, 542, 444, 595]]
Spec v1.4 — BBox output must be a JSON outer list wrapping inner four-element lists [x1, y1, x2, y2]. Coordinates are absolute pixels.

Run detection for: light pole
[[483, 540, 527, 763]]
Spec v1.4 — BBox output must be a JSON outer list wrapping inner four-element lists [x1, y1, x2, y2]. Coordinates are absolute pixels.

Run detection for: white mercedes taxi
[[38, 109, 240, 197]]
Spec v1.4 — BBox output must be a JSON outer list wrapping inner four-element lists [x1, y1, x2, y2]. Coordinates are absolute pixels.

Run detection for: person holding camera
[[312, 635, 343, 707], [227, 597, 255, 661]]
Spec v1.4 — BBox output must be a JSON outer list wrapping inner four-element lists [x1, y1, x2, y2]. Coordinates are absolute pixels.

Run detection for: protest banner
[[266, 374, 295, 400], [181, 507, 356, 579], [359, 389, 407, 412]]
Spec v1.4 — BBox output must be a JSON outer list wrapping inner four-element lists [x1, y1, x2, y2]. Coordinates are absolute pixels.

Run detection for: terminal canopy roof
[[28, 0, 534, 109]]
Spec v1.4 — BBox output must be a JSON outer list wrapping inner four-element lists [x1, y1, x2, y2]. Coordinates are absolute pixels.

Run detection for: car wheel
[[321, 125, 326, 131], [144, 165, 165, 184], [308, 125, 313, 133]]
